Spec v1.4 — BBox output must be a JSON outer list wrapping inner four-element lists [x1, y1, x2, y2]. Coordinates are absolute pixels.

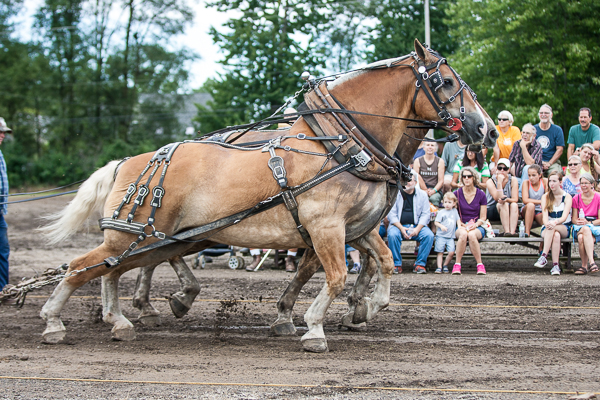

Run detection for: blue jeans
[[387, 224, 434, 267], [0, 214, 9, 289]]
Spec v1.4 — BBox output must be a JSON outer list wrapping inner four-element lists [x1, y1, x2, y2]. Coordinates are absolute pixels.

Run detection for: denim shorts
[[541, 222, 571, 238], [434, 236, 456, 253]]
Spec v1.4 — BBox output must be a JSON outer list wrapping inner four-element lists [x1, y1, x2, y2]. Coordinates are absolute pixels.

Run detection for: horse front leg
[[166, 255, 200, 318], [302, 229, 347, 353], [132, 265, 161, 326], [346, 230, 393, 324], [271, 249, 321, 336], [102, 269, 136, 341], [340, 247, 376, 329]]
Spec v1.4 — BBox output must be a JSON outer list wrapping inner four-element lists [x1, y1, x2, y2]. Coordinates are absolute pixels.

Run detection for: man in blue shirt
[[0, 118, 10, 290], [567, 107, 600, 159], [534, 104, 564, 176]]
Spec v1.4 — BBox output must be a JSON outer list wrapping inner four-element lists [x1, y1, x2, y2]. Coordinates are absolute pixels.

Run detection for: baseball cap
[[497, 158, 510, 168], [0, 118, 12, 133]]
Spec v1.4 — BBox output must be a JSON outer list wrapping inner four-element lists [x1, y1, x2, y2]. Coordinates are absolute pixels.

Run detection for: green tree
[[446, 0, 600, 132], [366, 0, 458, 62], [196, 0, 328, 134]]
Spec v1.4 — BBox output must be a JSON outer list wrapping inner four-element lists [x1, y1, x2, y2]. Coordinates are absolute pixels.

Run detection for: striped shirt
[[0, 150, 8, 215]]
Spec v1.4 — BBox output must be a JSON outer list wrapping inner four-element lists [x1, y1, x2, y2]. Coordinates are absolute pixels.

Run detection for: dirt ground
[[1, 196, 599, 399]]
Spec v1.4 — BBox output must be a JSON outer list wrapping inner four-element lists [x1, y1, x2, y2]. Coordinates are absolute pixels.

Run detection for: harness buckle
[[104, 257, 120, 268], [297, 133, 307, 140], [353, 150, 372, 167], [460, 106, 466, 114]]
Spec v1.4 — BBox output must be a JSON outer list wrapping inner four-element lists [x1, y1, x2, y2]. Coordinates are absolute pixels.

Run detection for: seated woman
[[451, 150, 490, 189], [485, 158, 519, 236], [578, 144, 600, 190], [453, 166, 488, 275], [414, 141, 445, 205], [563, 155, 582, 196], [571, 173, 600, 274], [520, 165, 548, 237], [534, 171, 572, 275]]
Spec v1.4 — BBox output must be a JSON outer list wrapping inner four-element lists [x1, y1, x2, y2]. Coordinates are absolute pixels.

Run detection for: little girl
[[434, 192, 460, 273]]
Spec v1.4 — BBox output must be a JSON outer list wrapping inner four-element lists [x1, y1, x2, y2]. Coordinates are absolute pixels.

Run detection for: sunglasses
[[498, 118, 509, 121], [497, 165, 509, 171], [462, 174, 473, 179], [568, 163, 580, 167]]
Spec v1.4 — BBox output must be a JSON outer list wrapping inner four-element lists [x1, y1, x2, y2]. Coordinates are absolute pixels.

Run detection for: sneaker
[[550, 265, 561, 275], [414, 266, 427, 274], [476, 264, 487, 275], [349, 264, 361, 274], [393, 266, 402, 274], [534, 255, 548, 268], [435, 267, 442, 274], [442, 265, 449, 274], [451, 264, 461, 275]]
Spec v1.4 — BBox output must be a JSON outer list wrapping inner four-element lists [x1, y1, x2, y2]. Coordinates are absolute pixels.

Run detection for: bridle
[[409, 50, 479, 133]]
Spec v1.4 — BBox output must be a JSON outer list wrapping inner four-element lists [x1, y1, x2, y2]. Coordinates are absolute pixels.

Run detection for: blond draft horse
[[40, 40, 497, 352]]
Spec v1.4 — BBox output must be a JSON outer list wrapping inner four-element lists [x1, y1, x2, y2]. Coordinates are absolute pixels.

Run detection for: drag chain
[[0, 264, 68, 307]]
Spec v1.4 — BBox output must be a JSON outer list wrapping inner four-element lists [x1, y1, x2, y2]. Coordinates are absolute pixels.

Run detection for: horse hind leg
[[102, 269, 136, 341], [340, 249, 375, 329], [132, 266, 162, 326], [166, 255, 200, 318], [344, 230, 393, 325], [271, 249, 321, 337]]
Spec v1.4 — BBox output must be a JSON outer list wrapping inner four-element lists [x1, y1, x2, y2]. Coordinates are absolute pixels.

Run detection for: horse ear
[[414, 39, 433, 63]]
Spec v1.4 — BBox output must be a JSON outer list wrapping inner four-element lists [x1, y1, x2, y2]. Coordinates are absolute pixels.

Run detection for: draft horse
[[40, 40, 497, 352]]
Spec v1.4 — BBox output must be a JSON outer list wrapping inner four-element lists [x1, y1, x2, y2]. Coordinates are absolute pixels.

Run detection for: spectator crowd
[[359, 105, 600, 277]]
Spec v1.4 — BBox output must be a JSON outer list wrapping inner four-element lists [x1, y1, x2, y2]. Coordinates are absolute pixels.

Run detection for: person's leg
[[468, 229, 483, 265], [550, 230, 562, 264], [454, 228, 468, 264], [541, 228, 553, 255], [429, 192, 442, 206], [582, 228, 596, 267], [0, 214, 8, 289], [414, 227, 434, 267], [522, 203, 535, 235], [436, 252, 443, 272], [386, 225, 404, 268], [509, 202, 519, 234], [534, 212, 544, 230], [285, 248, 298, 272], [578, 232, 588, 269], [497, 203, 510, 233], [443, 173, 453, 194]]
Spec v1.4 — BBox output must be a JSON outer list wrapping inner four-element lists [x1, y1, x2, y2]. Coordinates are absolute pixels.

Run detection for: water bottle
[[406, 224, 414, 236], [519, 221, 525, 238], [579, 208, 585, 225]]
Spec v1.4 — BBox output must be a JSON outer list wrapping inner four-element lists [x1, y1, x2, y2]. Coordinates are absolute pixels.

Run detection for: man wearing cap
[[0, 118, 10, 290], [508, 123, 543, 194]]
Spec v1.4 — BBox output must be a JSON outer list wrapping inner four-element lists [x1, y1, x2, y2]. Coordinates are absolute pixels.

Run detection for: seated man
[[414, 141, 445, 205], [508, 123, 543, 195], [387, 171, 434, 274]]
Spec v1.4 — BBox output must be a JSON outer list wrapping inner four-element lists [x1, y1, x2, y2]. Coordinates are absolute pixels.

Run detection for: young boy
[[434, 192, 460, 273]]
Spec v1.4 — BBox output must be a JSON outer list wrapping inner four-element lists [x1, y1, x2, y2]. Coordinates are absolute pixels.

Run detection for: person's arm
[[507, 176, 519, 203], [434, 159, 445, 193], [451, 172, 461, 189], [434, 221, 447, 231], [478, 204, 487, 224], [522, 180, 532, 204], [541, 194, 549, 225], [414, 161, 428, 191], [486, 177, 501, 201], [519, 139, 536, 165], [493, 144, 500, 164], [567, 143, 575, 159], [548, 147, 564, 167]]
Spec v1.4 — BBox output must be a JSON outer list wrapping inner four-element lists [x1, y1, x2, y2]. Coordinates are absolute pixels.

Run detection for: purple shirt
[[454, 188, 487, 223]]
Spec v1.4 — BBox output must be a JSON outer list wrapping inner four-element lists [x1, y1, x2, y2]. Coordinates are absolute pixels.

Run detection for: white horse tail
[[39, 160, 123, 245]]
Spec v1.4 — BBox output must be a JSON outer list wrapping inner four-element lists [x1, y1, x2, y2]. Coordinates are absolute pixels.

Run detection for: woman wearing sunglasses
[[450, 150, 490, 189], [563, 155, 582, 196], [453, 167, 488, 275], [485, 158, 520, 236], [571, 173, 600, 274], [491, 110, 521, 174], [534, 171, 572, 275]]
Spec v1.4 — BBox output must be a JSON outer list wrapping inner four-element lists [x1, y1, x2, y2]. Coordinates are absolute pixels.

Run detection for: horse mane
[[328, 54, 414, 89]]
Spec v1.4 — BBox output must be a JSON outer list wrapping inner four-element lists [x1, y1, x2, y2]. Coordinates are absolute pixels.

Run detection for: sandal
[[589, 263, 599, 274], [574, 266, 588, 275]]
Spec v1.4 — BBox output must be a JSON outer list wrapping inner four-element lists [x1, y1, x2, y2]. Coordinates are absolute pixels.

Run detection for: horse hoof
[[270, 322, 297, 336], [138, 314, 161, 326], [352, 299, 369, 324], [169, 296, 190, 318], [340, 313, 367, 330], [302, 338, 328, 353], [42, 329, 66, 344], [111, 326, 136, 341]]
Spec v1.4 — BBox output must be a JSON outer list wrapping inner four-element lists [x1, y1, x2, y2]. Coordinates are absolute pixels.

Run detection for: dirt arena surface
[[1, 196, 599, 399]]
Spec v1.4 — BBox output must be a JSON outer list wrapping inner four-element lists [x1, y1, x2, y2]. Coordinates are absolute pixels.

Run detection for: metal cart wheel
[[228, 256, 245, 270], [192, 254, 206, 270]]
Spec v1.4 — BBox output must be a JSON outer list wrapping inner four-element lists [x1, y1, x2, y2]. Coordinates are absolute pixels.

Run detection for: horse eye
[[444, 78, 453, 86]]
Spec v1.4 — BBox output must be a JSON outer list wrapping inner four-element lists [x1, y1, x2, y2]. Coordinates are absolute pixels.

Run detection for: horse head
[[412, 39, 498, 151]]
